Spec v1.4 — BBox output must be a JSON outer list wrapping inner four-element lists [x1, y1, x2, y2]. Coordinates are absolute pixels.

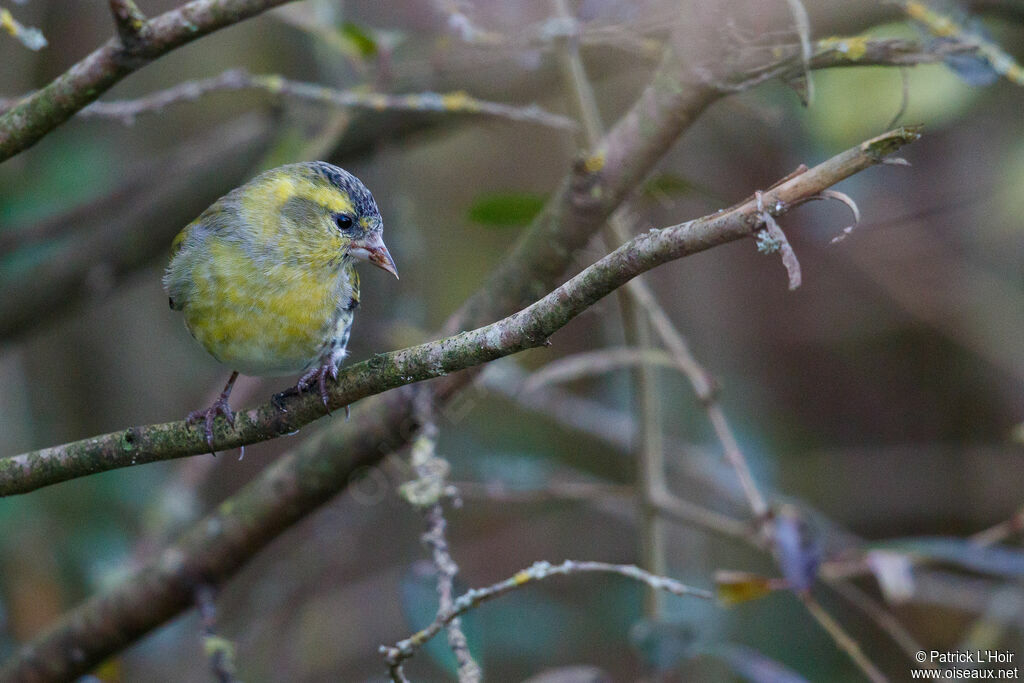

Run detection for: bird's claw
[[296, 362, 340, 414], [186, 395, 234, 455]]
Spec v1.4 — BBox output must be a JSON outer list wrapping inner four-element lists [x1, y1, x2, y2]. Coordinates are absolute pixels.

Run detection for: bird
[[164, 161, 398, 451]]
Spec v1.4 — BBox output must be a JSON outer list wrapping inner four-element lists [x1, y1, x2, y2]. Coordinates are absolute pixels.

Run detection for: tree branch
[[381, 559, 712, 678], [0, 0, 296, 163], [67, 68, 576, 129], [0, 126, 919, 498]]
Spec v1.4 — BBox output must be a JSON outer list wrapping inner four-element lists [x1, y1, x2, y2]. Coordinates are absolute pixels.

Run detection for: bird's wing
[[165, 198, 242, 310], [346, 263, 361, 309], [168, 222, 193, 260]]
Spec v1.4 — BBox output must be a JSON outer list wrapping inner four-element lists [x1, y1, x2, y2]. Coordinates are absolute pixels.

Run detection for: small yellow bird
[[165, 161, 398, 448]]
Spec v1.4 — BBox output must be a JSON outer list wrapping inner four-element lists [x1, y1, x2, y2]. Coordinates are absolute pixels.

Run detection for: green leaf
[[468, 193, 547, 228], [339, 22, 378, 58]]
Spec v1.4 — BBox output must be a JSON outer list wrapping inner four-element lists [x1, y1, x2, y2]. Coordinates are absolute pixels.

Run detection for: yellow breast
[[182, 240, 355, 376]]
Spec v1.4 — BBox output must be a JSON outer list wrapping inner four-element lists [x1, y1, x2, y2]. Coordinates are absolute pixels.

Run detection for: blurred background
[[1, 0, 1022, 680]]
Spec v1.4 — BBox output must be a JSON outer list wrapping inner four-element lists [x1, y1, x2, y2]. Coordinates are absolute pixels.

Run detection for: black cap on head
[[306, 161, 381, 222]]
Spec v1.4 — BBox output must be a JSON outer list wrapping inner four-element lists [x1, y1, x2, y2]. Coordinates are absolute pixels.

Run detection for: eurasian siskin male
[[164, 161, 398, 449]]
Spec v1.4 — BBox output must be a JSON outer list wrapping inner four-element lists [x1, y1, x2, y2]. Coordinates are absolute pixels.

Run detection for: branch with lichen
[[900, 0, 1024, 85], [381, 559, 713, 680], [0, 0, 297, 162], [0, 5, 47, 50], [724, 36, 984, 92], [0, 126, 920, 499], [57, 68, 576, 129]]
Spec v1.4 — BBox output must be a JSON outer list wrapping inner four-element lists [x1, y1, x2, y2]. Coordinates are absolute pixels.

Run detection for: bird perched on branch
[[164, 161, 398, 450]]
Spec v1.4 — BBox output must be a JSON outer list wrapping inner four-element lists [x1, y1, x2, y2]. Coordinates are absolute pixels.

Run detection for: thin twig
[[484, 360, 770, 525], [968, 506, 1024, 546], [755, 190, 802, 290], [885, 66, 911, 130], [648, 486, 756, 544], [480, 361, 638, 451], [0, 0, 298, 161], [523, 347, 677, 391], [801, 593, 889, 683], [196, 585, 237, 683], [456, 475, 752, 544], [401, 391, 481, 682], [70, 68, 576, 130], [381, 560, 712, 672], [783, 0, 814, 104], [618, 274, 769, 518], [0, 5, 46, 50], [899, 0, 1024, 85], [456, 479, 634, 504], [431, 0, 503, 44], [725, 36, 980, 92], [827, 579, 941, 675]]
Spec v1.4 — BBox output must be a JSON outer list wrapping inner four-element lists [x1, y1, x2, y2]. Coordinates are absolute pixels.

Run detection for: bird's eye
[[334, 214, 355, 231]]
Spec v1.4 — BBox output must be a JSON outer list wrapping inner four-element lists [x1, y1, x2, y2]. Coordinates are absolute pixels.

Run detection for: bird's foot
[[186, 394, 234, 455], [295, 362, 340, 414]]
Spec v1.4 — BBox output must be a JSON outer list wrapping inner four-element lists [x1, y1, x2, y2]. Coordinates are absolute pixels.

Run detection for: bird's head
[[245, 161, 398, 278]]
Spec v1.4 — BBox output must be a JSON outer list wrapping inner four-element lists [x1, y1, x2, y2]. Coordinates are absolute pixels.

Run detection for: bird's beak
[[350, 233, 399, 279]]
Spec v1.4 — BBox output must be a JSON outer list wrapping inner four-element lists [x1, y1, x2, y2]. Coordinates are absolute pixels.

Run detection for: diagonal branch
[[0, 0, 297, 163], [0, 127, 919, 498]]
